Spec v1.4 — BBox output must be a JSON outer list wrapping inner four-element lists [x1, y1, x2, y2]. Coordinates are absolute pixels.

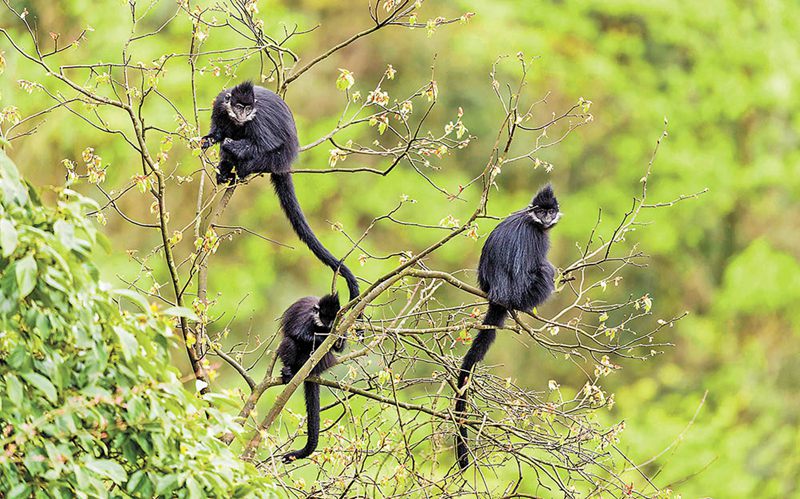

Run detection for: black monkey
[[455, 184, 562, 470], [276, 293, 344, 462], [201, 82, 360, 302]]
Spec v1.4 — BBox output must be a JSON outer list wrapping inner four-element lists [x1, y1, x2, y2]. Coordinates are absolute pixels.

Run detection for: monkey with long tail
[[202, 81, 359, 302], [455, 184, 562, 470]]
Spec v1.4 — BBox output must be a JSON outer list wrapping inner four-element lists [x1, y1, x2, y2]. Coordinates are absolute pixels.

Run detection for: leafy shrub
[[0, 151, 273, 498]]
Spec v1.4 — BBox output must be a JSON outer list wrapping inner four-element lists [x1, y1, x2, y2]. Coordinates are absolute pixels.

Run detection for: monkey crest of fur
[[455, 184, 561, 470]]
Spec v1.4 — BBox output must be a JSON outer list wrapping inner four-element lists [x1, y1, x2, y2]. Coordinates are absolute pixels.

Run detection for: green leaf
[[0, 153, 28, 205], [85, 458, 127, 484], [0, 150, 21, 185], [96, 231, 112, 254], [156, 474, 180, 495], [187, 477, 204, 499], [0, 218, 18, 257], [15, 253, 37, 298], [54, 220, 77, 250], [162, 306, 200, 322], [73, 464, 89, 490], [21, 372, 57, 403], [36, 240, 72, 283], [127, 396, 147, 421], [113, 325, 139, 361], [126, 470, 147, 494], [7, 483, 31, 499], [0, 148, 272, 495], [5, 373, 23, 403], [336, 68, 355, 91]]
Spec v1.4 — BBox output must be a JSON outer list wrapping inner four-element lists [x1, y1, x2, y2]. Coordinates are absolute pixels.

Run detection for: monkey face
[[311, 306, 336, 328], [313, 308, 335, 328], [315, 293, 341, 328], [311, 304, 325, 327], [223, 93, 257, 125], [224, 81, 258, 125], [529, 206, 562, 228]]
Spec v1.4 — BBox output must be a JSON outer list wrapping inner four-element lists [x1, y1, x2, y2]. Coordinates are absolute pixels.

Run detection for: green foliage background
[[2, 0, 799, 497], [0, 151, 272, 497]]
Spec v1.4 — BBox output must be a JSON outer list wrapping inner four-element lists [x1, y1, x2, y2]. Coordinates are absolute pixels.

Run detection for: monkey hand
[[333, 336, 346, 352], [280, 366, 294, 385], [215, 169, 235, 185], [200, 134, 216, 150]]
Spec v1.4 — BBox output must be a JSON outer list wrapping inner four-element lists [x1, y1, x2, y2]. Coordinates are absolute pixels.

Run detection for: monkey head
[[527, 183, 562, 229], [313, 293, 341, 328], [224, 81, 258, 125]]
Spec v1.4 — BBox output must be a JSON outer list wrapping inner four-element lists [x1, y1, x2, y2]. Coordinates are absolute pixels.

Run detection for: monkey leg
[[280, 365, 295, 384], [216, 159, 235, 184]]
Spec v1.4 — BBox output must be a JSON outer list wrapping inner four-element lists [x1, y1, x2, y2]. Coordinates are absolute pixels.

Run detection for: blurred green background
[[3, 0, 800, 496]]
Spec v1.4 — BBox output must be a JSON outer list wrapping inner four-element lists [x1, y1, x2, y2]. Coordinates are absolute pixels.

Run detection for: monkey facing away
[[201, 81, 360, 302], [276, 293, 344, 462], [455, 183, 562, 470]]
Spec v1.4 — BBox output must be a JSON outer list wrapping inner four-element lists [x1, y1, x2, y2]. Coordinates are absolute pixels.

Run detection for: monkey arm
[[277, 338, 298, 383], [331, 332, 346, 352], [221, 139, 263, 176], [221, 138, 255, 159], [201, 126, 224, 149], [296, 329, 316, 345], [310, 326, 343, 352]]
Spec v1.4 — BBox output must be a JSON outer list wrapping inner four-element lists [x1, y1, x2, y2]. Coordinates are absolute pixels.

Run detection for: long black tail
[[271, 172, 360, 302], [455, 302, 507, 470], [283, 381, 320, 462]]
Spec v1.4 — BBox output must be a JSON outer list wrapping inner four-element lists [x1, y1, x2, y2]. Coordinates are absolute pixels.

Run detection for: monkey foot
[[215, 171, 236, 185]]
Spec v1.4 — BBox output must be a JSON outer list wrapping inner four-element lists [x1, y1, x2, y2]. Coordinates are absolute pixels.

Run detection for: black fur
[[271, 174, 360, 302], [455, 184, 561, 470], [202, 82, 359, 302], [276, 293, 343, 462]]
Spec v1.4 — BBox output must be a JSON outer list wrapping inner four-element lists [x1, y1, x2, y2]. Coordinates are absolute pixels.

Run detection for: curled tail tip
[[281, 450, 307, 463]]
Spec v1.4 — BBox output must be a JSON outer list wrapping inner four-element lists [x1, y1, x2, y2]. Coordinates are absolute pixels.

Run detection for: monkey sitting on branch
[[455, 183, 562, 470], [201, 81, 360, 304], [276, 293, 344, 462]]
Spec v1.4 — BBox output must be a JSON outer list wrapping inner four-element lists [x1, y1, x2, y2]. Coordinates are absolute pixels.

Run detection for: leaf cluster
[[0, 151, 274, 498]]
